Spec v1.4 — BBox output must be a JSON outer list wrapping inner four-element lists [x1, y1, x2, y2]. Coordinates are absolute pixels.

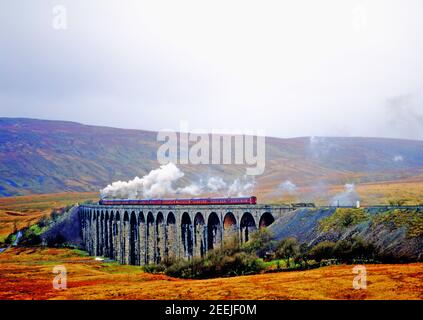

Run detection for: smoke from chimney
[[100, 163, 255, 199], [330, 183, 360, 206]]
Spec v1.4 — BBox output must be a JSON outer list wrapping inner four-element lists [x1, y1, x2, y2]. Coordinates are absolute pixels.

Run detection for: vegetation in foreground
[[0, 247, 422, 300], [143, 229, 388, 279]]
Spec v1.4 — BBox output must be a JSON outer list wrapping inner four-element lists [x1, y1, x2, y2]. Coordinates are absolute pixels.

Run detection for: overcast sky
[[1, 0, 422, 139]]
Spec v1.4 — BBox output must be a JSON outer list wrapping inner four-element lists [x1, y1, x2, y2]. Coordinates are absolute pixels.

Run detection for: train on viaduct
[[78, 197, 293, 266]]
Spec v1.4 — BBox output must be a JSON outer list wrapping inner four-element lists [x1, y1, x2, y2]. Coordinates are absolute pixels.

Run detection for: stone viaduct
[[78, 204, 293, 266]]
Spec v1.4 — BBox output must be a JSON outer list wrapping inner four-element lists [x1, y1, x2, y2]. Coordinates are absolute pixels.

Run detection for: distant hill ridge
[[1, 117, 423, 197]]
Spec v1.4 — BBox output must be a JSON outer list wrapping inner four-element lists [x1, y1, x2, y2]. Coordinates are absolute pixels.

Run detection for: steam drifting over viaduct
[[78, 204, 293, 265]]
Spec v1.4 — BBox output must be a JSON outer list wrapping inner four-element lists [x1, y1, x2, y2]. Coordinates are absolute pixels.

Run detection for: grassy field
[[0, 247, 421, 300], [0, 192, 98, 242], [261, 179, 423, 206]]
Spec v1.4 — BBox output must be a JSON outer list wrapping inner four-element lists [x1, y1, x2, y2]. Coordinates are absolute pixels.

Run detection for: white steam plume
[[177, 183, 202, 196], [393, 155, 403, 162], [101, 163, 255, 199], [330, 183, 360, 206], [100, 162, 184, 199], [226, 175, 256, 197], [276, 180, 298, 196], [206, 176, 227, 192]]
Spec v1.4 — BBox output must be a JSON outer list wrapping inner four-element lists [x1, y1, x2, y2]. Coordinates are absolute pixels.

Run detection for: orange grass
[[0, 192, 98, 241], [0, 248, 421, 300], [260, 180, 423, 206]]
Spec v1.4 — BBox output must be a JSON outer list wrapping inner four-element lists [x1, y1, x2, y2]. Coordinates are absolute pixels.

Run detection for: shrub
[[164, 251, 264, 279], [319, 208, 369, 232], [215, 251, 264, 277], [333, 239, 353, 262], [143, 263, 167, 274], [165, 258, 203, 278], [18, 223, 46, 246], [308, 241, 336, 262], [242, 228, 276, 258], [37, 215, 50, 228], [160, 256, 178, 268], [308, 238, 379, 264], [293, 243, 310, 267], [275, 237, 299, 268], [46, 232, 66, 247], [151, 236, 266, 279], [350, 237, 378, 260], [20, 227, 42, 246], [4, 233, 16, 245]]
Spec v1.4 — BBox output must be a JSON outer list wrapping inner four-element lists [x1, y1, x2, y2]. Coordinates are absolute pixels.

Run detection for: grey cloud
[[1, 1, 423, 140], [386, 95, 423, 140]]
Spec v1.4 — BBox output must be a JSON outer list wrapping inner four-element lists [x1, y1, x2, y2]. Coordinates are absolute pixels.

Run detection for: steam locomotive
[[291, 202, 316, 208], [99, 196, 257, 206]]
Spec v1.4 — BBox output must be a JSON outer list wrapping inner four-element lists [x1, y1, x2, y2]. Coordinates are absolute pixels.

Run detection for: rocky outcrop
[[269, 207, 423, 261], [41, 206, 82, 247]]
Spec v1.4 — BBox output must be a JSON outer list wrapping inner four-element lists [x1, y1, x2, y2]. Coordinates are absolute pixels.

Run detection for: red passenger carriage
[[99, 196, 257, 206]]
